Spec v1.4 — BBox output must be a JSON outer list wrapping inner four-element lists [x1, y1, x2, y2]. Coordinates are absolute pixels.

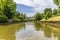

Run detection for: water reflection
[[34, 22, 52, 38], [16, 22, 58, 40], [44, 24, 52, 38], [0, 23, 25, 40], [0, 22, 60, 40], [34, 22, 43, 31]]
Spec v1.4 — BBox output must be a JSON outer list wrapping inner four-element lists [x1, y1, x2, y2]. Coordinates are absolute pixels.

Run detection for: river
[[0, 22, 60, 40]]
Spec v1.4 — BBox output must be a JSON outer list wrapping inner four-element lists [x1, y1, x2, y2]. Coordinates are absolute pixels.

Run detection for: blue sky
[[16, 4, 35, 13], [14, 0, 58, 17]]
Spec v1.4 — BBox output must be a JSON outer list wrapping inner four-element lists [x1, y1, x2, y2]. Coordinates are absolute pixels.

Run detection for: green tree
[[34, 12, 43, 21], [0, 12, 8, 22], [44, 8, 52, 20], [3, 0, 16, 19], [53, 0, 59, 5], [18, 14, 26, 21], [53, 0, 60, 15], [53, 9, 57, 16], [57, 6, 60, 15], [44, 8, 52, 14], [0, 0, 26, 22], [45, 11, 52, 20]]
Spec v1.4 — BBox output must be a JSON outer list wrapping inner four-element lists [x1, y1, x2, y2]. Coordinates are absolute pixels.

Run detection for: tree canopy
[[0, 0, 26, 22], [53, 0, 59, 5]]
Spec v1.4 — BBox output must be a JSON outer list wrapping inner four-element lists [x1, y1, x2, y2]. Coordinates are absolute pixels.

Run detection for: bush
[[45, 11, 52, 20], [0, 12, 8, 23], [0, 15, 8, 23], [34, 12, 43, 21]]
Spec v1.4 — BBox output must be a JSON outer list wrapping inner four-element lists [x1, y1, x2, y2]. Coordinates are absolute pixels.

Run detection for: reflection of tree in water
[[53, 30, 60, 40], [44, 24, 60, 40], [43, 24, 52, 38], [52, 28, 60, 40], [15, 23, 25, 31], [53, 31, 58, 38], [57, 33, 60, 40], [34, 22, 52, 38], [34, 22, 60, 40], [0, 23, 25, 40], [34, 22, 43, 31]]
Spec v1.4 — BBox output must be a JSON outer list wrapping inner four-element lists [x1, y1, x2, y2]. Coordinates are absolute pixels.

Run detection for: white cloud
[[26, 13, 34, 17], [14, 0, 34, 6], [33, 0, 58, 12], [14, 0, 57, 8], [25, 12, 36, 17], [14, 0, 58, 17]]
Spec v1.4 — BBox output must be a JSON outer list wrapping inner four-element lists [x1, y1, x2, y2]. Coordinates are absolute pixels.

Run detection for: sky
[[14, 0, 58, 17]]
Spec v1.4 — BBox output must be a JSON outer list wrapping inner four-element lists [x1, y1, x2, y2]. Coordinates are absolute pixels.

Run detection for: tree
[[45, 11, 52, 20], [0, 12, 8, 22], [13, 12, 26, 22], [34, 12, 43, 21], [0, 0, 26, 22], [2, 0, 16, 19], [53, 0, 59, 6], [57, 6, 60, 15], [44, 8, 52, 20], [53, 9, 57, 16], [44, 8, 52, 14], [18, 13, 26, 21], [53, 0, 60, 15]]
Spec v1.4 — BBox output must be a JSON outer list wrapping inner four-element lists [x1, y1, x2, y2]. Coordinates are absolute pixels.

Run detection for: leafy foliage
[[44, 8, 52, 14], [0, 12, 8, 22], [45, 11, 52, 20], [53, 9, 57, 16], [53, 0, 59, 5], [44, 8, 52, 20], [0, 0, 26, 23], [34, 12, 43, 21]]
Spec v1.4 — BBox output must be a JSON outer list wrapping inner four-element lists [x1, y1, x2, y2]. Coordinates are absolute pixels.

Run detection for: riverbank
[[40, 16, 60, 27], [41, 16, 60, 22], [0, 21, 26, 25]]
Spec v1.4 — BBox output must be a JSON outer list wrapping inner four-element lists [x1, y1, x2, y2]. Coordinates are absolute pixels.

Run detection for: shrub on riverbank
[[0, 11, 8, 23], [0, 15, 8, 23]]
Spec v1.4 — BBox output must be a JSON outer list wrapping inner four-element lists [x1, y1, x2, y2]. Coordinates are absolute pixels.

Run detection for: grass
[[47, 16, 60, 21], [41, 16, 60, 21], [41, 18, 46, 21]]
